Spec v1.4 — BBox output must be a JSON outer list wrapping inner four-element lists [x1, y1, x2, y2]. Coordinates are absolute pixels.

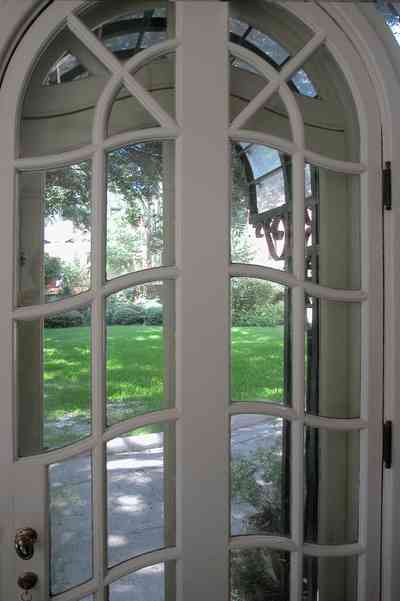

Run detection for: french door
[[0, 2, 383, 600]]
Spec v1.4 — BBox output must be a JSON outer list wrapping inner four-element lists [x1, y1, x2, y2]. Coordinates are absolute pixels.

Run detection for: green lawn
[[44, 324, 284, 443]]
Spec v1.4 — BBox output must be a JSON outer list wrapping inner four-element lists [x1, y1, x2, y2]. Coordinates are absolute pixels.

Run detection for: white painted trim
[[0, 1, 389, 599], [104, 547, 179, 587], [303, 543, 366, 557], [230, 536, 297, 552]]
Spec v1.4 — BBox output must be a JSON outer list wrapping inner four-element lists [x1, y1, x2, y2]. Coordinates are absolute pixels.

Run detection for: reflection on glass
[[20, 26, 109, 157], [106, 282, 173, 426], [305, 297, 361, 419], [304, 427, 360, 545], [305, 165, 361, 290], [228, 12, 316, 97], [231, 144, 291, 270], [109, 563, 175, 601], [230, 548, 290, 601], [298, 45, 360, 163], [89, 6, 170, 62], [108, 54, 175, 137], [245, 91, 293, 141], [107, 424, 175, 567], [231, 415, 290, 536], [133, 53, 175, 119], [108, 84, 159, 137], [80, 597, 94, 601], [106, 141, 174, 280], [17, 307, 91, 456], [49, 452, 93, 596], [231, 278, 289, 404], [43, 52, 89, 86], [303, 556, 358, 601], [18, 163, 91, 307]]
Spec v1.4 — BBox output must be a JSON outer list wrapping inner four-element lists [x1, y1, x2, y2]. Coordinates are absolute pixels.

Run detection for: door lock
[[17, 572, 38, 591], [15, 528, 38, 560]]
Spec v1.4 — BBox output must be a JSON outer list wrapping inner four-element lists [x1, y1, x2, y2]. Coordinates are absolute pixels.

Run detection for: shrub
[[45, 310, 85, 328], [111, 304, 145, 325], [231, 279, 285, 328], [144, 304, 163, 325], [232, 302, 284, 328]]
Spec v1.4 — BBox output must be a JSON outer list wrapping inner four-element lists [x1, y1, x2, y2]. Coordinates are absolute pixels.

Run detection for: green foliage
[[111, 304, 145, 326], [45, 310, 85, 329], [144, 303, 163, 325], [231, 548, 289, 601], [231, 146, 255, 264], [107, 143, 164, 274], [44, 253, 63, 286], [231, 446, 289, 600], [232, 278, 284, 327], [231, 446, 283, 529], [45, 162, 91, 230], [233, 302, 284, 327]]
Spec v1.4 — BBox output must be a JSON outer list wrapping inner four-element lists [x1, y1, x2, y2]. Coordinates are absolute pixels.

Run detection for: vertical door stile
[[175, 3, 230, 600], [290, 151, 306, 601], [92, 142, 107, 600]]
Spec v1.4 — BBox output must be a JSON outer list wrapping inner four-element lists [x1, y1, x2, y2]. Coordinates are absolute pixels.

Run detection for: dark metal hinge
[[383, 420, 393, 469], [383, 161, 392, 210]]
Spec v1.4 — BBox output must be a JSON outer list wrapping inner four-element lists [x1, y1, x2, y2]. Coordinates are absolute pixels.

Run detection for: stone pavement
[[49, 414, 279, 598]]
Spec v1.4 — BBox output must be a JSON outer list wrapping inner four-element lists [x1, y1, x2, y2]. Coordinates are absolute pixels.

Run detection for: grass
[[43, 324, 284, 445]]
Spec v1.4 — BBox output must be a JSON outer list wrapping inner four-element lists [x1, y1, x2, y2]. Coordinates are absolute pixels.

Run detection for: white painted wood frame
[[0, 1, 383, 600]]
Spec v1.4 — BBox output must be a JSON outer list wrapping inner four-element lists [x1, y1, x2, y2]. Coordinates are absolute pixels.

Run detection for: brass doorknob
[[17, 571, 38, 590], [15, 528, 38, 560]]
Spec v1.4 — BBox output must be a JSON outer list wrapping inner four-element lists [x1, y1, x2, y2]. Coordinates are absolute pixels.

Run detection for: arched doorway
[[0, 2, 383, 600]]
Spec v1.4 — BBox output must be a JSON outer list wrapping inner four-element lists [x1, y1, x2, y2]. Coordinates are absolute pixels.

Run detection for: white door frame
[[0, 1, 384, 600]]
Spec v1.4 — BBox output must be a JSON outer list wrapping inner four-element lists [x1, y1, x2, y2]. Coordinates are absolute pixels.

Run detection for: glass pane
[[132, 53, 175, 120], [244, 91, 292, 142], [80, 3, 171, 63], [108, 84, 159, 137], [231, 279, 290, 404], [107, 423, 175, 567], [231, 415, 290, 536], [305, 166, 361, 290], [108, 54, 175, 138], [20, 26, 109, 157], [43, 52, 89, 86], [305, 297, 361, 419], [229, 5, 317, 127], [304, 427, 360, 545], [17, 307, 91, 456], [291, 68, 317, 98], [303, 555, 358, 601], [80, 597, 94, 601], [49, 452, 93, 595], [298, 45, 360, 162], [108, 563, 175, 601], [230, 2, 313, 58], [106, 141, 174, 280], [106, 281, 173, 426], [246, 28, 290, 66], [18, 163, 91, 307], [230, 548, 290, 600]]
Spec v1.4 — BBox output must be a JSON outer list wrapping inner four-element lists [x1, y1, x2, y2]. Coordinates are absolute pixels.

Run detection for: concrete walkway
[[49, 414, 281, 598]]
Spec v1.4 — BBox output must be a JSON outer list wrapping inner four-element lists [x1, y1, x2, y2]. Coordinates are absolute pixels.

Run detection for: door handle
[[15, 528, 38, 560]]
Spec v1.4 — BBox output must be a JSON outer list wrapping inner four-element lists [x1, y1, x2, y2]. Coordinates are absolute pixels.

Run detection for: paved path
[[49, 414, 280, 598]]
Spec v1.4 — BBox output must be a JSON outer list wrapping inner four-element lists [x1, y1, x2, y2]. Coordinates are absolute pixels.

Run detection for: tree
[[45, 162, 91, 230], [44, 253, 63, 286], [107, 142, 165, 276], [231, 146, 256, 264], [43, 142, 257, 286]]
